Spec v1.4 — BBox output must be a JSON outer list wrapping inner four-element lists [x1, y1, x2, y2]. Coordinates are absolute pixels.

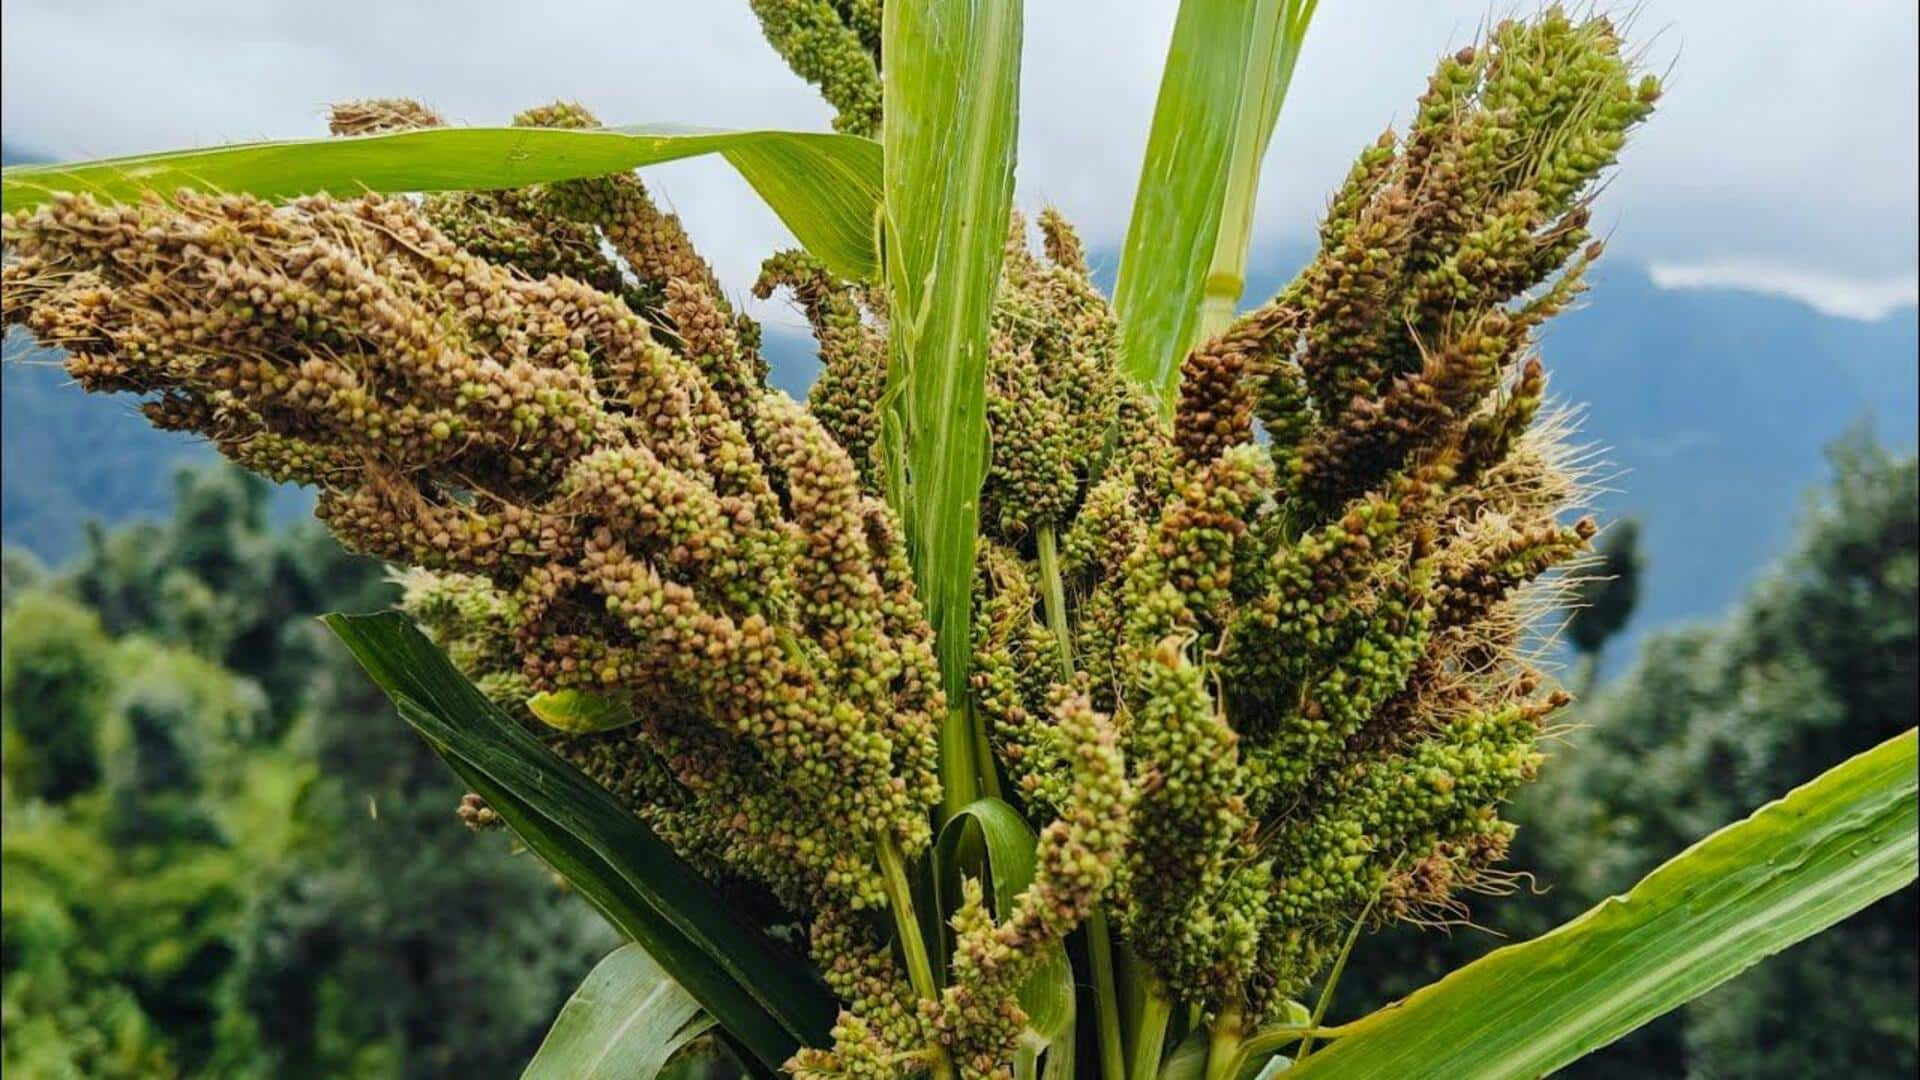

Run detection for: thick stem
[[940, 699, 984, 821], [1194, 283, 1243, 345], [972, 696, 1004, 802], [1128, 976, 1176, 1080], [1014, 1042, 1041, 1080], [1086, 909, 1130, 1080], [1041, 1017, 1076, 1080], [1204, 1002, 1246, 1080], [877, 833, 957, 1080]]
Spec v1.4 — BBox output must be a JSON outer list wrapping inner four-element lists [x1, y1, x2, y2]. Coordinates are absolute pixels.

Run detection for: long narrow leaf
[[322, 612, 836, 1071], [524, 943, 713, 1080], [1195, 0, 1316, 344], [1155, 1030, 1209, 1080], [881, 0, 1024, 813], [2, 125, 881, 280], [936, 799, 1076, 1047], [1111, 0, 1315, 408], [1290, 728, 1920, 1079]]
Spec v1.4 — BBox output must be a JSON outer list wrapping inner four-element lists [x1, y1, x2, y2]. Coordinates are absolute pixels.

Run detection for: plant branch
[[1293, 887, 1376, 1064], [1128, 975, 1176, 1080], [940, 700, 986, 820], [1085, 910, 1130, 1080], [1035, 525, 1076, 675], [1015, 1042, 1041, 1080], [1036, 523, 1129, 1079], [877, 832, 958, 1080], [1205, 1002, 1247, 1080]]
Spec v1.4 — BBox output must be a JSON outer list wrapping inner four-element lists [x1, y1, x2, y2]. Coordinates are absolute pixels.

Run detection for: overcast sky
[[4, 1, 1915, 322]]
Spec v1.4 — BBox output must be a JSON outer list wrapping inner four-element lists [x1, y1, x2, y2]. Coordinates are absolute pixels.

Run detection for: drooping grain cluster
[[1115, 11, 1654, 1010], [750, 0, 885, 137], [0, 93, 1145, 1078], [1, 100, 953, 1060]]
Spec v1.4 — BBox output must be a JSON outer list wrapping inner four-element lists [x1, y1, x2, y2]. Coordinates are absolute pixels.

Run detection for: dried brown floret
[[328, 97, 446, 136]]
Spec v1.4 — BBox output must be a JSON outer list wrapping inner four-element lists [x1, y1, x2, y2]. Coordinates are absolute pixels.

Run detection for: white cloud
[[3, 0, 1915, 309], [1648, 260, 1920, 321]]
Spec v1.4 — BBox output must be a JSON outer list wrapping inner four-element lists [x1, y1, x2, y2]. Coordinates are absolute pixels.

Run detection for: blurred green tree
[[3, 463, 614, 1077], [2, 591, 113, 801], [1, 545, 46, 605], [1565, 517, 1644, 696], [3, 592, 293, 1078]]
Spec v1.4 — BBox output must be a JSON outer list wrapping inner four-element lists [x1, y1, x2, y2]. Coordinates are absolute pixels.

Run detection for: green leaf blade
[[2, 125, 882, 280], [524, 943, 712, 1080], [527, 689, 639, 735], [880, 0, 1025, 813], [1290, 728, 1920, 1080], [1111, 0, 1316, 407], [321, 611, 836, 1071], [936, 798, 1076, 1046]]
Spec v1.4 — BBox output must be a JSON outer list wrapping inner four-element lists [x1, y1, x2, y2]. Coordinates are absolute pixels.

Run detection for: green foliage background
[[1334, 433, 1919, 1077], [2, 465, 617, 1078]]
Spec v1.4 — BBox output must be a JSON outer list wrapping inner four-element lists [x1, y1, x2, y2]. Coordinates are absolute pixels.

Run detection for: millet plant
[[3, 3, 1915, 1078]]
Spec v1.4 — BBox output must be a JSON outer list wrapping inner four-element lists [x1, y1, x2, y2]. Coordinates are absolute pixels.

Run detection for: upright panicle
[[1099, 7, 1656, 1013]]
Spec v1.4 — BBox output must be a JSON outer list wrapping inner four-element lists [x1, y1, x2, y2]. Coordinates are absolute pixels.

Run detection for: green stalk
[[1194, 0, 1317, 345], [973, 697, 1005, 802], [877, 833, 957, 1080], [941, 700, 987, 819], [1035, 523, 1128, 1080], [1015, 1041, 1041, 1080], [1128, 975, 1176, 1080], [1205, 1002, 1247, 1080], [1042, 1018, 1076, 1080], [1293, 892, 1373, 1065], [1085, 911, 1130, 1080], [1035, 525, 1075, 674], [1286, 888, 1380, 1070]]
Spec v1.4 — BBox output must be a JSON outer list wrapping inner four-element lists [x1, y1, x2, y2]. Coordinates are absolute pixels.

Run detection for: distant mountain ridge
[[4, 140, 1913, 662]]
